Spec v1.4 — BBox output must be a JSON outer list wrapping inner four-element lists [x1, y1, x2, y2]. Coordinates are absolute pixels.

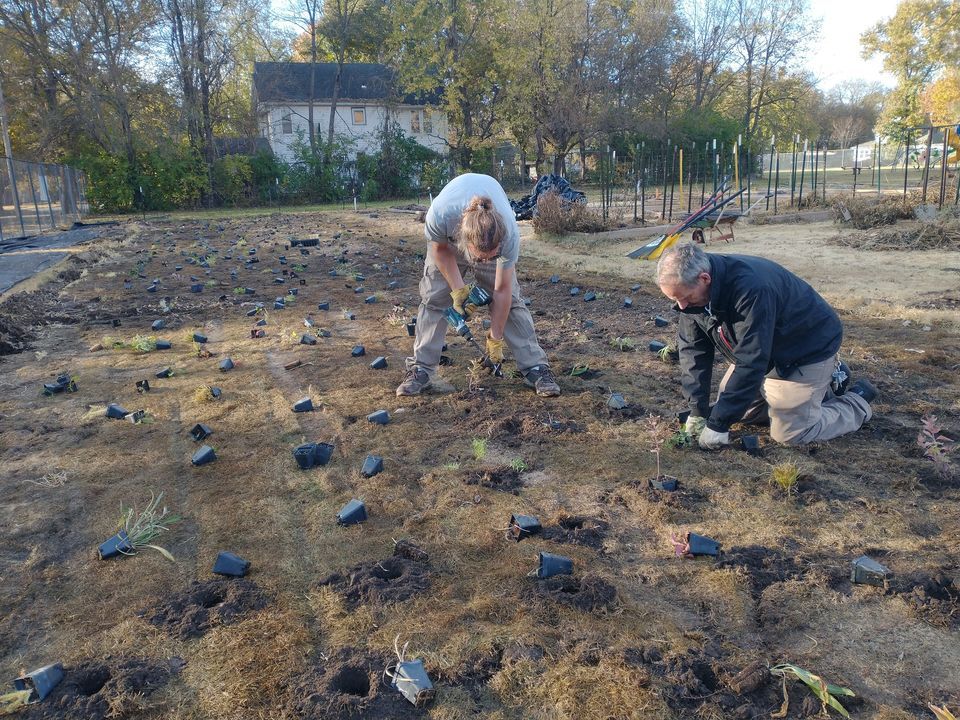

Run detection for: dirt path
[[516, 219, 960, 313]]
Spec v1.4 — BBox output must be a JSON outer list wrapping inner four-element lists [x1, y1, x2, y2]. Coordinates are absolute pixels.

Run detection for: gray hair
[[656, 243, 710, 286]]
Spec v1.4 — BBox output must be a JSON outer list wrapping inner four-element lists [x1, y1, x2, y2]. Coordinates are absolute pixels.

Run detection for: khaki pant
[[719, 355, 872, 445], [405, 244, 549, 376]]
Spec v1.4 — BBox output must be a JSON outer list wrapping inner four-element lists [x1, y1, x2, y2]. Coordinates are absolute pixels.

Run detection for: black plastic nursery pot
[[351, 345, 365, 357], [570, 287, 580, 296], [509, 514, 541, 541], [152, 319, 165, 331], [14, 663, 65, 702], [686, 533, 720, 557], [367, 410, 389, 425], [550, 274, 560, 283], [155, 339, 171, 350], [193, 333, 207, 343], [406, 321, 417, 337], [365, 295, 377, 304], [851, 555, 891, 587], [190, 284, 203, 293], [246, 308, 258, 317], [650, 476, 679, 491], [274, 300, 286, 310], [301, 333, 317, 346], [607, 393, 627, 410], [126, 409, 145, 424], [192, 445, 217, 466], [293, 442, 335, 469], [387, 280, 400, 290], [369, 356, 387, 370], [317, 329, 331, 338], [336, 498, 367, 526], [361, 455, 383, 478], [390, 659, 435, 707], [136, 380, 150, 393], [98, 529, 132, 559], [654, 315, 670, 327], [293, 397, 314, 412], [190, 423, 212, 441], [318, 302, 329, 310], [649, 340, 667, 352], [219, 358, 234, 372], [106, 403, 129, 419], [210, 387, 222, 398], [155, 367, 173, 379], [251, 328, 265, 338], [623, 298, 633, 308], [583, 291, 596, 302], [255, 318, 267, 327], [213, 551, 251, 577], [536, 551, 573, 578], [741, 435, 761, 456]]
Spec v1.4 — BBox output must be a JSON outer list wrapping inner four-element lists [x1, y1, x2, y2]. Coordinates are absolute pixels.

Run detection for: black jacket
[[677, 254, 842, 433]]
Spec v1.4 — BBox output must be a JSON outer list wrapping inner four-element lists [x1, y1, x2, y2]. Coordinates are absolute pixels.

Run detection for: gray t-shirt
[[424, 173, 520, 269]]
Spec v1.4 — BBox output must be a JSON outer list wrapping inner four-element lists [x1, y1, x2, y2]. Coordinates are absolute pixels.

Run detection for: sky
[[803, 0, 901, 91]]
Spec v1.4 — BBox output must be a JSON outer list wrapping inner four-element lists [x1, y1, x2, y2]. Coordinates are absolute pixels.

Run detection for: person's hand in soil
[[698, 427, 729, 450], [486, 332, 505, 364]]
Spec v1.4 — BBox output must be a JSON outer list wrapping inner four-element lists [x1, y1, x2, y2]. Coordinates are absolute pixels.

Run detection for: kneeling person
[[656, 243, 875, 448], [397, 173, 560, 398]]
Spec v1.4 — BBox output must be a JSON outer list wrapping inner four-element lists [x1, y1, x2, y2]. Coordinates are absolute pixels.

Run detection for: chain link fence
[[0, 158, 88, 241]]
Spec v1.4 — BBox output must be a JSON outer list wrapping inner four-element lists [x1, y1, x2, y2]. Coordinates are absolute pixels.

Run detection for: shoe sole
[[396, 384, 432, 397], [536, 388, 561, 397]]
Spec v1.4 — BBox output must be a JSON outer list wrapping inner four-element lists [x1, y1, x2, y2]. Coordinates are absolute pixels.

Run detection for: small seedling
[[770, 462, 800, 497], [667, 427, 692, 448], [510, 458, 528, 472], [569, 363, 590, 377], [917, 412, 955, 478], [929, 704, 958, 720], [471, 438, 488, 461], [657, 344, 679, 364], [769, 664, 855, 718], [117, 492, 181, 561], [193, 385, 216, 403], [645, 413, 674, 481], [130, 335, 158, 353], [0, 690, 32, 714], [610, 336, 635, 351]]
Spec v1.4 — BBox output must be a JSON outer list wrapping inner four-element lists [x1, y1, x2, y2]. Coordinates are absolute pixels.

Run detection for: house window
[[411, 110, 420, 134], [352, 107, 366, 125], [423, 110, 433, 134], [281, 113, 292, 134]]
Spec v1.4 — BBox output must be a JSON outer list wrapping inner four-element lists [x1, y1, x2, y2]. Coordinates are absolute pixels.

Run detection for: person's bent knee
[[770, 423, 815, 446]]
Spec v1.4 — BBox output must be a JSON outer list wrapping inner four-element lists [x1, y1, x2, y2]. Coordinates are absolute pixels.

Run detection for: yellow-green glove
[[450, 285, 476, 318], [486, 332, 506, 364]]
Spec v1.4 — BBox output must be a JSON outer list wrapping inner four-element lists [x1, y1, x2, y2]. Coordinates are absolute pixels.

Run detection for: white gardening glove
[[698, 427, 730, 450], [685, 416, 706, 435]]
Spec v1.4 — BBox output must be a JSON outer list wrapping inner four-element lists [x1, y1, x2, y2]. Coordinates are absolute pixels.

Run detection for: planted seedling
[[645, 413, 678, 489], [510, 458, 527, 472], [471, 438, 487, 461], [610, 336, 635, 351], [770, 462, 800, 497], [769, 664, 855, 718], [104, 491, 180, 561], [917, 412, 955, 479], [0, 690, 32, 713], [657, 344, 679, 364], [569, 363, 590, 377]]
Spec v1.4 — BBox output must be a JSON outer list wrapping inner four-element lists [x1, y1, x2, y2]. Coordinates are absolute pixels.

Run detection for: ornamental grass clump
[[118, 491, 181, 561]]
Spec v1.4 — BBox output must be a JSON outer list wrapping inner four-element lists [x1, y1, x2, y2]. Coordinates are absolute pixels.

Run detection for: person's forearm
[[432, 242, 465, 292], [489, 286, 511, 339]]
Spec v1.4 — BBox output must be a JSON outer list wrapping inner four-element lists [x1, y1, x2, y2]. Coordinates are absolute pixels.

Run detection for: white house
[[252, 62, 448, 162]]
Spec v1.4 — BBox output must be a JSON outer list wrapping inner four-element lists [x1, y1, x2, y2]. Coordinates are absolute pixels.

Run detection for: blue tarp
[[510, 174, 586, 220]]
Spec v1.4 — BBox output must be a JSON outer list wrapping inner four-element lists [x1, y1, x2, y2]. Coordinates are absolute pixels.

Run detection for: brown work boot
[[523, 365, 561, 397], [396, 366, 432, 396]]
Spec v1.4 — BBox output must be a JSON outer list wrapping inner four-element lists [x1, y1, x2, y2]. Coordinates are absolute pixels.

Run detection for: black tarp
[[510, 174, 586, 220]]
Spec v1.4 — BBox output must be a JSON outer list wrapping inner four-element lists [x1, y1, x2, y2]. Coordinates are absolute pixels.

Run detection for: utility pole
[[0, 73, 26, 237]]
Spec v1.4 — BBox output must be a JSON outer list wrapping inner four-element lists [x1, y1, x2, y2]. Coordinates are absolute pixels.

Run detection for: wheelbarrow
[[689, 208, 741, 244]]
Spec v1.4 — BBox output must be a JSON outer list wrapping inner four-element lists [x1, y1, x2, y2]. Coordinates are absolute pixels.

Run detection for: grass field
[[0, 208, 957, 719]]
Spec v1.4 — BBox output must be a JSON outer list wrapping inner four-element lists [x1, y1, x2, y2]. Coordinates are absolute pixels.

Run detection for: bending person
[[397, 173, 560, 398], [656, 243, 875, 448]]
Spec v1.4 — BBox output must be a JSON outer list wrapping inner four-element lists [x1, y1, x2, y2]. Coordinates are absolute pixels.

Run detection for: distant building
[[252, 62, 447, 162]]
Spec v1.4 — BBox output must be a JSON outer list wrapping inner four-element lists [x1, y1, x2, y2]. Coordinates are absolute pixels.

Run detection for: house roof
[[253, 62, 433, 106]]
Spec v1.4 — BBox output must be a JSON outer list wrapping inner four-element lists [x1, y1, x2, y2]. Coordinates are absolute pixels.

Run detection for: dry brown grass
[[832, 191, 923, 229], [831, 216, 960, 251], [532, 191, 609, 235]]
